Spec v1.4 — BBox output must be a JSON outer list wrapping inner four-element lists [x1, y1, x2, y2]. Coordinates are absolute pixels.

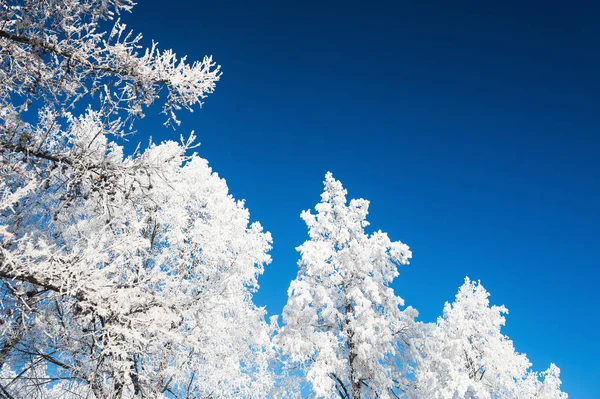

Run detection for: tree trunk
[[345, 298, 361, 399]]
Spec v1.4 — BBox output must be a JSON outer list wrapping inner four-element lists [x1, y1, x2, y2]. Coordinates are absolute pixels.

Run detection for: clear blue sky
[[124, 1, 598, 397]]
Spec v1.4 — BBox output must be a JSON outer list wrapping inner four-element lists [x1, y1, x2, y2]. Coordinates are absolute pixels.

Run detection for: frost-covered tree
[[0, 134, 275, 398], [0, 1, 276, 397], [411, 278, 567, 399], [279, 173, 417, 399]]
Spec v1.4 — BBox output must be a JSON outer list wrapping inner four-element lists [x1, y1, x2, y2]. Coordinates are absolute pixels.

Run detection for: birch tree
[[279, 173, 417, 399]]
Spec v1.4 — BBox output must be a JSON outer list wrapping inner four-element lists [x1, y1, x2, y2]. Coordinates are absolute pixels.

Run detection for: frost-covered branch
[[0, 0, 220, 128]]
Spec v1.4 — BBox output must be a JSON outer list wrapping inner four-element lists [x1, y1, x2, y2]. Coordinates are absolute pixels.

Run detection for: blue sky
[[124, 1, 598, 397]]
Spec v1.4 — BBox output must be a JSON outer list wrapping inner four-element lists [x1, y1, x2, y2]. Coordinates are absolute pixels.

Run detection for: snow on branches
[[0, 0, 220, 128], [0, 108, 276, 398], [0, 1, 569, 398], [411, 278, 568, 399], [279, 173, 418, 399], [0, 1, 274, 398], [276, 175, 567, 399]]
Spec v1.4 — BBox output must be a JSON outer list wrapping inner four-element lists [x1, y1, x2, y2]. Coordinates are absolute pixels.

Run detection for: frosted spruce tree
[[0, 1, 275, 397], [279, 173, 417, 399], [411, 278, 567, 399]]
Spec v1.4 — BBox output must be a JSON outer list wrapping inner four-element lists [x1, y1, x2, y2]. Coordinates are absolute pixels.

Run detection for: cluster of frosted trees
[[0, 1, 566, 398]]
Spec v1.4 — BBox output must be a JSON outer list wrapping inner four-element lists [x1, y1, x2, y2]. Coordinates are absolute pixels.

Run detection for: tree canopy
[[0, 1, 568, 398]]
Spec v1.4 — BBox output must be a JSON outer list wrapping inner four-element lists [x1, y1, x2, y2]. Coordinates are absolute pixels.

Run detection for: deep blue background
[[124, 1, 598, 397]]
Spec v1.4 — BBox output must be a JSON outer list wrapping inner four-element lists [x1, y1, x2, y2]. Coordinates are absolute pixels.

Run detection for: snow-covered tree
[[0, 1, 276, 397], [278, 173, 417, 399], [411, 277, 567, 399], [0, 1, 571, 397]]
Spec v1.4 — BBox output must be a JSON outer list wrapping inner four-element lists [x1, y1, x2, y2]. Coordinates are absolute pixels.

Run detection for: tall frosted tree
[[279, 173, 417, 399], [411, 277, 567, 399], [0, 0, 275, 397]]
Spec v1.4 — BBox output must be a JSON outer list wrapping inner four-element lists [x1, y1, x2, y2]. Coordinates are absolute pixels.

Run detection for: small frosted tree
[[411, 277, 567, 399], [279, 173, 417, 399]]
